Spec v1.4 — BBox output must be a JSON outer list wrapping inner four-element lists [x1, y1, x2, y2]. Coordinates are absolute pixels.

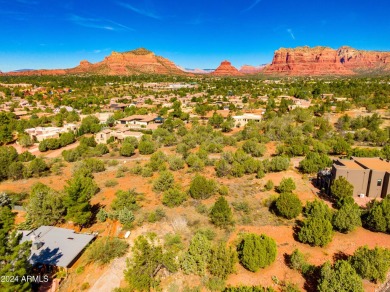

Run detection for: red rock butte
[[264, 46, 390, 75], [211, 60, 243, 76]]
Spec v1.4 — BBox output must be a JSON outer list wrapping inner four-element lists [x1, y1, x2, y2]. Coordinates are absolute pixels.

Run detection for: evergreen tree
[[317, 261, 364, 292], [181, 233, 211, 275], [350, 246, 390, 283], [125, 235, 173, 291], [298, 216, 333, 247], [332, 202, 361, 233], [331, 176, 354, 201], [208, 242, 237, 279], [119, 143, 135, 157], [189, 174, 216, 200], [152, 171, 175, 193], [209, 196, 234, 228], [275, 192, 302, 219], [26, 183, 65, 227], [162, 187, 187, 207], [0, 206, 32, 292], [277, 178, 296, 193], [237, 233, 277, 272], [64, 169, 98, 226]]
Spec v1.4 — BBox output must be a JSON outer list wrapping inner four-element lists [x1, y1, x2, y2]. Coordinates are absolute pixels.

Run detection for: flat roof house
[[331, 157, 390, 198], [232, 113, 262, 127], [20, 226, 96, 269]]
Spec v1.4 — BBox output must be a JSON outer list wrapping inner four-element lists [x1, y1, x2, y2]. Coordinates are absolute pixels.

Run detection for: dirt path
[[88, 256, 128, 292]]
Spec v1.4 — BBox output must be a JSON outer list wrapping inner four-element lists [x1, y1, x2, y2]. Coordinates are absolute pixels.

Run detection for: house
[[287, 97, 311, 110], [25, 124, 79, 142], [94, 112, 113, 124], [95, 128, 144, 144], [117, 114, 158, 127], [329, 157, 390, 198], [232, 113, 262, 127], [19, 226, 96, 269]]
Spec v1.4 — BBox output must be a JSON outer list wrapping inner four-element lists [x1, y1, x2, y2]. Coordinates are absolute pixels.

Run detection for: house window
[[377, 179, 382, 187]]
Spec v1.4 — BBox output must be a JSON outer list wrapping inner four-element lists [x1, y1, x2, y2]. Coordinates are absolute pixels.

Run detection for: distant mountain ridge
[[3, 46, 390, 77]]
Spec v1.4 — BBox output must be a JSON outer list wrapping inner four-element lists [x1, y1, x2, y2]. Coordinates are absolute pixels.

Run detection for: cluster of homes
[[318, 157, 390, 199]]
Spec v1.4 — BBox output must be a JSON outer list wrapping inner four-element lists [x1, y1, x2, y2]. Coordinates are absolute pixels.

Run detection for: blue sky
[[1, 0, 389, 71]]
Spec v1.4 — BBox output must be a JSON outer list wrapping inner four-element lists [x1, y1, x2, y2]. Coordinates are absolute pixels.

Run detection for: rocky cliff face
[[264, 46, 390, 75], [211, 60, 242, 76], [264, 46, 354, 75], [337, 46, 390, 72], [5, 48, 185, 76]]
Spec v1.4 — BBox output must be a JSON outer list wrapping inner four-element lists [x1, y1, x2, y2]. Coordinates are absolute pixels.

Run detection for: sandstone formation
[[264, 46, 390, 75], [5, 48, 185, 76], [239, 65, 265, 74], [264, 46, 354, 75], [337, 46, 390, 72], [211, 60, 243, 76]]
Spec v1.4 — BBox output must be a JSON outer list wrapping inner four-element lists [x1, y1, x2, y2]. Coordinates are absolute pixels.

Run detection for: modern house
[[20, 226, 96, 269], [24, 124, 79, 142], [329, 157, 390, 198], [232, 113, 262, 127], [95, 128, 144, 144], [117, 114, 158, 127]]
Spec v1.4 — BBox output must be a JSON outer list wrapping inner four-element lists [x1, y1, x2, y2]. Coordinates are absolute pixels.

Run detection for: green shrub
[[350, 246, 390, 283], [105, 179, 118, 187], [181, 233, 211, 275], [304, 200, 333, 221], [120, 143, 135, 157], [152, 171, 175, 193], [141, 166, 153, 177], [162, 187, 187, 207], [298, 216, 333, 247], [264, 180, 274, 191], [209, 196, 234, 228], [208, 242, 237, 279], [237, 233, 277, 272], [363, 196, 390, 233], [276, 178, 296, 193], [96, 208, 108, 222], [289, 249, 310, 273], [86, 237, 129, 265], [189, 174, 216, 200], [138, 139, 156, 155], [167, 155, 185, 171], [331, 176, 354, 202], [268, 156, 290, 172], [332, 202, 361, 233], [242, 139, 266, 157], [275, 192, 302, 219], [317, 261, 364, 292], [111, 189, 139, 211]]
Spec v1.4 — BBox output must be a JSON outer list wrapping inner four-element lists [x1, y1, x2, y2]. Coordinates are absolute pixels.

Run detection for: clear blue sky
[[1, 0, 389, 71]]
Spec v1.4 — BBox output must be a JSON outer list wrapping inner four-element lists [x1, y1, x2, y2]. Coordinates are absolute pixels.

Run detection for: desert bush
[[209, 196, 234, 228], [298, 216, 333, 247], [332, 202, 361, 233], [152, 171, 175, 193], [276, 178, 296, 193], [86, 237, 128, 265], [350, 246, 390, 283], [237, 233, 277, 272], [189, 174, 216, 200], [275, 192, 302, 219], [162, 187, 187, 208]]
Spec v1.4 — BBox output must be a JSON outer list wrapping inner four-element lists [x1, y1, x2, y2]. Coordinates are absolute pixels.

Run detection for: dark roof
[[20, 226, 96, 268]]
